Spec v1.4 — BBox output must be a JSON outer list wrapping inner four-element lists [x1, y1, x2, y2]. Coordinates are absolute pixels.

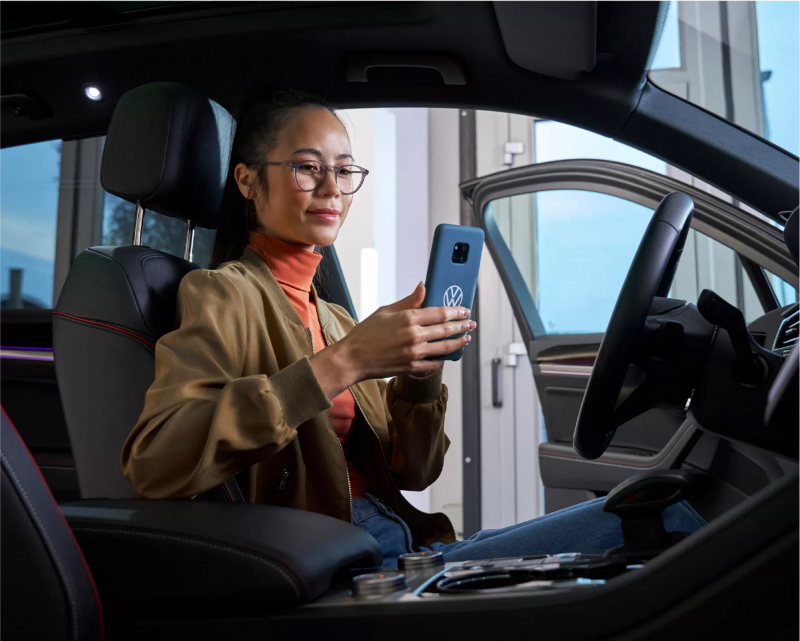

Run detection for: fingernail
[[462, 308, 470, 317], [465, 334, 472, 343], [469, 320, 477, 329]]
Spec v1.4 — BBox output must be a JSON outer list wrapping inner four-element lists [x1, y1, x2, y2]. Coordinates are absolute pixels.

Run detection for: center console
[[311, 551, 644, 606], [314, 468, 700, 605]]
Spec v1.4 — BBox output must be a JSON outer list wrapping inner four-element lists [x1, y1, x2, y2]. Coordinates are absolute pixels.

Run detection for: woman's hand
[[312, 283, 475, 399]]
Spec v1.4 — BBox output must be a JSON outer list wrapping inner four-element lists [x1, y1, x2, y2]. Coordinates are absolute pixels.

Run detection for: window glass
[[671, 228, 764, 324], [488, 190, 769, 335], [651, 1, 681, 70], [1, 141, 61, 309], [101, 194, 215, 267], [755, 1, 800, 156], [534, 120, 667, 173], [767, 271, 799, 307], [648, 1, 799, 156], [489, 190, 654, 334]]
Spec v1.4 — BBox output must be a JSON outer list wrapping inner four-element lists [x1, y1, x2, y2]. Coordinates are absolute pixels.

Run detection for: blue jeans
[[352, 492, 707, 569]]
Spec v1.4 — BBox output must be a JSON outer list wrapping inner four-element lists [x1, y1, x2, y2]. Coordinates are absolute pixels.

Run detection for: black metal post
[[459, 109, 482, 537]]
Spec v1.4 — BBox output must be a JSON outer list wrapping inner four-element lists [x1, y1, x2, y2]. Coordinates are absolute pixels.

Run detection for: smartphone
[[422, 224, 485, 361]]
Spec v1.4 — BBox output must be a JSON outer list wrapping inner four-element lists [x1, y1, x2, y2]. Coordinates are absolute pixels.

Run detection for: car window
[[488, 189, 768, 335], [767, 271, 798, 307], [1, 140, 61, 309], [101, 193, 215, 268], [649, 1, 799, 156], [0, 136, 216, 314]]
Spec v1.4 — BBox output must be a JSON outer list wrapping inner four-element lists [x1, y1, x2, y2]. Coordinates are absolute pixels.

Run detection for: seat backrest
[[1, 408, 104, 641], [54, 246, 199, 498], [53, 82, 234, 499]]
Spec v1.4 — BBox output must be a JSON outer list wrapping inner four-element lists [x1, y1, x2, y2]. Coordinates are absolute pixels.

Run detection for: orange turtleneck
[[247, 232, 369, 499]]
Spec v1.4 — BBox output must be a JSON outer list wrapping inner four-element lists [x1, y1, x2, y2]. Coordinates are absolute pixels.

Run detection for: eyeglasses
[[244, 160, 369, 195]]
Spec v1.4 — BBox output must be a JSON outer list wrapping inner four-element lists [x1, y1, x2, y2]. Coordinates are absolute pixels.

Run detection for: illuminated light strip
[[0, 346, 51, 351], [1, 349, 54, 361], [539, 363, 593, 377]]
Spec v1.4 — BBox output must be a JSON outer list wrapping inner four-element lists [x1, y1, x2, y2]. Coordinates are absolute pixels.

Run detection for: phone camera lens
[[452, 243, 470, 264]]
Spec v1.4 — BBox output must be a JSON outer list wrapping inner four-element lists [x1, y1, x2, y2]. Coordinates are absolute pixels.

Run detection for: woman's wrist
[[327, 340, 362, 388], [310, 341, 362, 400]]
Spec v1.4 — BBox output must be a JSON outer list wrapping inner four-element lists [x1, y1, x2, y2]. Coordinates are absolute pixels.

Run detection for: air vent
[[772, 304, 799, 357]]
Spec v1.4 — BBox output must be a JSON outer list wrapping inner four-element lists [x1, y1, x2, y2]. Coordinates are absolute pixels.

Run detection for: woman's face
[[234, 107, 354, 251]]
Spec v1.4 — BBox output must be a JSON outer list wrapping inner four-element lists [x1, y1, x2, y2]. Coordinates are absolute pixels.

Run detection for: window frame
[[461, 158, 798, 347]]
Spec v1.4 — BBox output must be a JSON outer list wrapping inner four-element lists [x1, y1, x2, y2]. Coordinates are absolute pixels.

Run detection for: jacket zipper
[[320, 325, 410, 530], [273, 467, 290, 502], [278, 468, 289, 491], [346, 381, 414, 552], [307, 327, 353, 523]]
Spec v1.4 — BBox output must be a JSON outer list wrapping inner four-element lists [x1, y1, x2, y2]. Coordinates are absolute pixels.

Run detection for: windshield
[[649, 1, 799, 157]]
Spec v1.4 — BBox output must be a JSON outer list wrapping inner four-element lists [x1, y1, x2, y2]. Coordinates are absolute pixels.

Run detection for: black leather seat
[[1, 409, 104, 641], [53, 82, 243, 501], [1, 408, 382, 628]]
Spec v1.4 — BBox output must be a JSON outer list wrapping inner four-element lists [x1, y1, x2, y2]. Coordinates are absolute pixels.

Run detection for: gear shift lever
[[603, 469, 698, 561]]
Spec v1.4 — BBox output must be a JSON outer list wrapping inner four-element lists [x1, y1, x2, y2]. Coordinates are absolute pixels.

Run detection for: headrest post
[[184, 220, 195, 262], [132, 201, 145, 246]]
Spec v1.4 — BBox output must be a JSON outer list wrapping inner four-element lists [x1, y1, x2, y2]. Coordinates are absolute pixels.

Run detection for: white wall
[[336, 109, 375, 318], [391, 108, 431, 300], [371, 109, 397, 314]]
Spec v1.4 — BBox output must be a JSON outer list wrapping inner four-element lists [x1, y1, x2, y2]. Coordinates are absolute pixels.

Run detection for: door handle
[[492, 357, 503, 408], [346, 53, 467, 85]]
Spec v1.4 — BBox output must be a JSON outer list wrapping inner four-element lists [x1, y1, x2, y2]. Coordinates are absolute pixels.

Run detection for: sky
[[1, 141, 61, 307], [525, 122, 663, 334], [755, 1, 800, 156]]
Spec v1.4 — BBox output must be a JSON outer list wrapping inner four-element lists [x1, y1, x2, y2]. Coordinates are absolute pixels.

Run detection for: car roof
[[2, 1, 662, 146]]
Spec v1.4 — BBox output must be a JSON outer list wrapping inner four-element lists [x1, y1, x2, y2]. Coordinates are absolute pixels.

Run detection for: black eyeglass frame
[[243, 160, 370, 195]]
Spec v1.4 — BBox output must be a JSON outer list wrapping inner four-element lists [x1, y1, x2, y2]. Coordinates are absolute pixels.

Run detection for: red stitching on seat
[[53, 311, 155, 350], [1, 406, 105, 640]]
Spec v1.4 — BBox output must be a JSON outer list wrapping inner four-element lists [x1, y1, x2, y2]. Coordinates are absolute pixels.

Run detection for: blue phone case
[[422, 224, 485, 361]]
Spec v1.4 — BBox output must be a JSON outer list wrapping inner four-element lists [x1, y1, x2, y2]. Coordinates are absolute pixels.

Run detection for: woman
[[122, 90, 704, 568]]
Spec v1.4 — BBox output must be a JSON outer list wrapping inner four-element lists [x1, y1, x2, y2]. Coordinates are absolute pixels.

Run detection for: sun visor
[[493, 1, 597, 80]]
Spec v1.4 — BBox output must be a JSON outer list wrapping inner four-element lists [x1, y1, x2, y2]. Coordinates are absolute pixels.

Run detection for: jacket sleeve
[[380, 370, 450, 492], [121, 269, 332, 499]]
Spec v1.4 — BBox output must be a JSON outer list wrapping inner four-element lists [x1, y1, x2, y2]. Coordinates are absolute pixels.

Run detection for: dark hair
[[209, 89, 345, 269]]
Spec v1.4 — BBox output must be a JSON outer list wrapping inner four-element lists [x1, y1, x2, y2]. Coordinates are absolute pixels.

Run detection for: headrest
[[101, 82, 235, 229]]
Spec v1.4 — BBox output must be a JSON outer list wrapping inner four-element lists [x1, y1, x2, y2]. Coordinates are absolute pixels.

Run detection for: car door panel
[[1, 310, 79, 501]]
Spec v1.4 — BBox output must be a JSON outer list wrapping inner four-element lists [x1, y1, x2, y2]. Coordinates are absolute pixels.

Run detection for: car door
[[461, 159, 798, 519]]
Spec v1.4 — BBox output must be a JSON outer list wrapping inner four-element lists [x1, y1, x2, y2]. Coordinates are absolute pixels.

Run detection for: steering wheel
[[573, 192, 695, 460]]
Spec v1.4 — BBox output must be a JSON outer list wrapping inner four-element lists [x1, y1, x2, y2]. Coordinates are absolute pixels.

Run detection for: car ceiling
[[2, 1, 664, 147]]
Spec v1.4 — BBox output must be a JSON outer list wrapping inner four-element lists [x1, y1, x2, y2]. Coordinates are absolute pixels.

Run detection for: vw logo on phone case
[[443, 285, 463, 307]]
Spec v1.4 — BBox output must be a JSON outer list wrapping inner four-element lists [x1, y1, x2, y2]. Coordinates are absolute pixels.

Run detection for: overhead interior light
[[84, 86, 103, 101]]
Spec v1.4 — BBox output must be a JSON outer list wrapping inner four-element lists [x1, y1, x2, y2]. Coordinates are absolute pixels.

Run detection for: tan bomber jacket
[[121, 247, 456, 547]]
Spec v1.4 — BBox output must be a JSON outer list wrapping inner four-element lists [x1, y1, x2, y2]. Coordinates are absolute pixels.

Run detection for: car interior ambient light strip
[[0, 348, 54, 361]]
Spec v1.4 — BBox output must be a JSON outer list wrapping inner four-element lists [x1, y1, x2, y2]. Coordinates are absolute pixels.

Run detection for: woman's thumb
[[386, 282, 425, 311]]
